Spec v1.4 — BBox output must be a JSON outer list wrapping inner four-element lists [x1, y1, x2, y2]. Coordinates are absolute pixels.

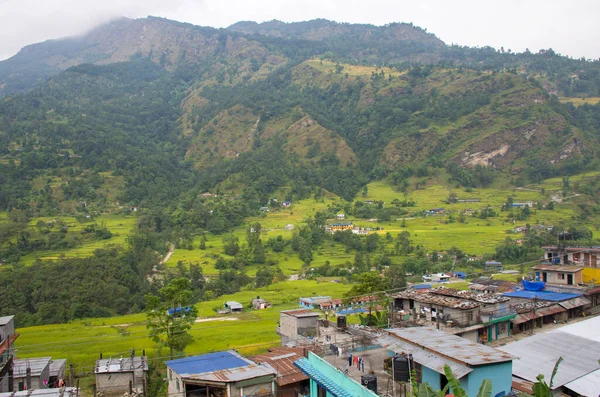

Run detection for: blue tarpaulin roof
[[294, 358, 355, 397], [412, 284, 432, 289], [166, 350, 250, 376], [454, 272, 467, 278], [522, 280, 545, 291], [502, 290, 582, 302]]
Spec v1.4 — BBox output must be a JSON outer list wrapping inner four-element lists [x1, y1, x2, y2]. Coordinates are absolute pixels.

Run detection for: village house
[[498, 315, 600, 397], [336, 213, 345, 220], [251, 296, 270, 310], [378, 327, 513, 397], [95, 355, 148, 396], [166, 350, 276, 397], [484, 261, 503, 271], [299, 296, 331, 309], [0, 316, 18, 393], [223, 301, 243, 313], [250, 347, 310, 397], [277, 310, 320, 346], [318, 299, 343, 311], [541, 245, 600, 267], [393, 287, 515, 343], [426, 208, 445, 215], [328, 222, 353, 232], [534, 265, 583, 285], [12, 358, 50, 391]]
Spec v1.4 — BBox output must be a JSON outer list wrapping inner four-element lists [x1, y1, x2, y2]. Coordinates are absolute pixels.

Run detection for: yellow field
[[305, 59, 405, 77], [559, 97, 600, 106]]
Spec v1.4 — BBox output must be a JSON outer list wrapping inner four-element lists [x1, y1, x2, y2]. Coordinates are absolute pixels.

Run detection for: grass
[[559, 97, 600, 106], [304, 59, 405, 77], [15, 280, 352, 383], [8, 215, 137, 266]]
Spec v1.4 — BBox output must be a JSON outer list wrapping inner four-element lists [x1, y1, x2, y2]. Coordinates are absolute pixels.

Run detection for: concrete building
[[392, 287, 515, 343], [224, 301, 243, 313], [294, 351, 378, 397], [0, 316, 18, 393], [534, 265, 583, 285], [277, 310, 319, 345], [250, 347, 309, 397], [299, 296, 331, 309], [541, 246, 600, 267], [379, 327, 513, 397], [498, 315, 600, 396], [95, 355, 148, 395], [251, 297, 270, 310], [12, 358, 50, 391], [166, 350, 276, 397]]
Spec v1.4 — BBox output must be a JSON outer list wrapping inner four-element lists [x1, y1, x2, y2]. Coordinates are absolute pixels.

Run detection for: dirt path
[[195, 317, 238, 323], [159, 244, 175, 266]]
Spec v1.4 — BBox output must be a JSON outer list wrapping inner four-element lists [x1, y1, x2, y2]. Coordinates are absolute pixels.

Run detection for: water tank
[[337, 315, 347, 329], [361, 374, 377, 393], [393, 355, 411, 382]]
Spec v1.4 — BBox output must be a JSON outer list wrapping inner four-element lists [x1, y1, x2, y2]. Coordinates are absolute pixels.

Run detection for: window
[[176, 380, 181, 392], [559, 273, 565, 280], [169, 369, 172, 380], [499, 323, 507, 334], [466, 311, 474, 321]]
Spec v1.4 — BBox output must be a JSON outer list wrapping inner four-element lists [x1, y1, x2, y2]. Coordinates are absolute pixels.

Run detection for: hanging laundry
[[348, 354, 353, 366]]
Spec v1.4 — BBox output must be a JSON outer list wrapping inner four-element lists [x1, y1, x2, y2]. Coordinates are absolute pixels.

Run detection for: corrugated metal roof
[[13, 358, 51, 377], [563, 368, 600, 396], [558, 296, 590, 310], [393, 290, 480, 309], [185, 363, 276, 383], [429, 287, 510, 303], [225, 301, 243, 310], [377, 333, 472, 378], [0, 388, 79, 397], [166, 350, 251, 377], [0, 316, 14, 326], [534, 265, 583, 272], [281, 309, 319, 318], [502, 290, 582, 302], [49, 359, 66, 377], [497, 331, 600, 389], [95, 356, 148, 374], [250, 347, 308, 386], [294, 357, 376, 397], [511, 305, 565, 324], [381, 327, 512, 367], [549, 313, 600, 342]]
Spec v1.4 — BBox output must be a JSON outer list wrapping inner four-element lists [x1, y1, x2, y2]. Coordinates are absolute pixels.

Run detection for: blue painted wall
[[465, 362, 512, 397], [422, 367, 441, 390]]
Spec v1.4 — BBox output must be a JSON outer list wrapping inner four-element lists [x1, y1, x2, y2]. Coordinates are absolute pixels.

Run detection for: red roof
[[250, 347, 308, 386]]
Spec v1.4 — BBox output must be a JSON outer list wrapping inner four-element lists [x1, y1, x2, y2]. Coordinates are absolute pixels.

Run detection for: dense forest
[[1, 17, 600, 325]]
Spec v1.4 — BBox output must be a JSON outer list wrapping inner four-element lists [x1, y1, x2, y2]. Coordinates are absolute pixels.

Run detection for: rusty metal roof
[[382, 327, 513, 367], [558, 296, 590, 310], [250, 347, 308, 386], [534, 265, 583, 272], [185, 362, 277, 383], [429, 287, 510, 304], [393, 290, 480, 309], [512, 300, 554, 314], [281, 309, 319, 318]]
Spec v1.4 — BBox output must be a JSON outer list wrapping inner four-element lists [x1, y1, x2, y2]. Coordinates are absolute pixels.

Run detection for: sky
[[1, 0, 599, 61]]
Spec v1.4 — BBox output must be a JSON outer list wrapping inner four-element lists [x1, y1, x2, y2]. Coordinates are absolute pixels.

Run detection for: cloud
[[0, 0, 598, 61]]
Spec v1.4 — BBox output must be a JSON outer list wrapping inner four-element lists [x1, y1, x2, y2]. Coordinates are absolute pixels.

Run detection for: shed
[[95, 356, 148, 395], [166, 350, 276, 397], [251, 347, 309, 396], [13, 358, 51, 391], [224, 301, 243, 312]]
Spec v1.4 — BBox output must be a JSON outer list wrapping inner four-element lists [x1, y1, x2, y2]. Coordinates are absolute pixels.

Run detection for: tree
[[146, 278, 198, 359], [222, 235, 240, 256], [345, 272, 388, 325]]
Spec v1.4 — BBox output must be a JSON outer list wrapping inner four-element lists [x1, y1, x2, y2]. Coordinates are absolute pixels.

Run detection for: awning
[[511, 305, 565, 324], [559, 297, 591, 310], [294, 358, 355, 397]]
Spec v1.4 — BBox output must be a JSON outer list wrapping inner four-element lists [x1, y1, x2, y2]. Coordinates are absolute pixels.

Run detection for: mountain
[[0, 16, 599, 213]]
